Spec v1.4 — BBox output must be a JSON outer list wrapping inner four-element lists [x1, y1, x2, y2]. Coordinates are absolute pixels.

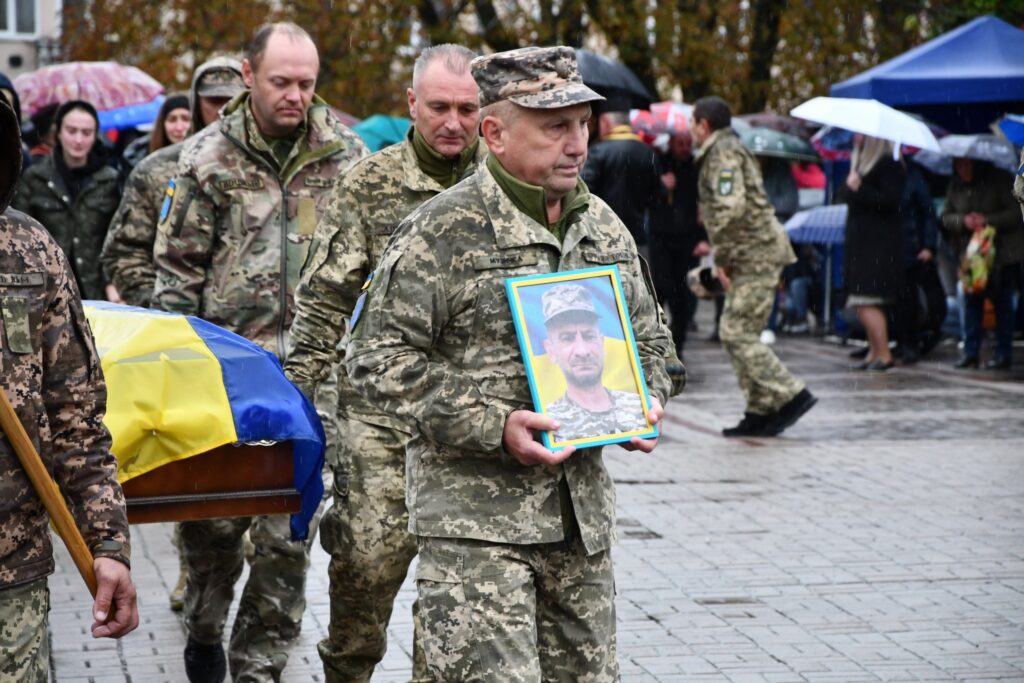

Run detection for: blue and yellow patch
[[159, 179, 176, 223], [348, 272, 374, 332]]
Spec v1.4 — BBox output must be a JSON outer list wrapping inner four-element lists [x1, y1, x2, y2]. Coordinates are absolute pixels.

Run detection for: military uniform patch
[[718, 170, 734, 196], [348, 272, 374, 332], [159, 180, 175, 223]]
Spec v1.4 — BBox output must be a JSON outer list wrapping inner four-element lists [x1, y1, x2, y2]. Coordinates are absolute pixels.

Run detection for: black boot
[[184, 637, 226, 683], [723, 412, 771, 437]]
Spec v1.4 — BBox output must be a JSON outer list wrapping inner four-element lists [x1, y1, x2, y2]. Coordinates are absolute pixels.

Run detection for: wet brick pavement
[[48, 310, 1024, 682]]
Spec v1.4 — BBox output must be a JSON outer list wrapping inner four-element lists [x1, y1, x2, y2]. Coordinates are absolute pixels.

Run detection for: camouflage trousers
[[0, 579, 49, 683], [416, 534, 617, 683], [317, 414, 427, 683], [719, 271, 804, 415]]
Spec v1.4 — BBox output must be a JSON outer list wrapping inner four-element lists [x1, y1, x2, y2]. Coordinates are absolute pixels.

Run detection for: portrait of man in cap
[[540, 282, 649, 443]]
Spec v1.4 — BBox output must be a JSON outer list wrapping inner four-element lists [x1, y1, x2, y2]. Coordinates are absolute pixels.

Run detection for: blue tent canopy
[[831, 16, 1024, 132]]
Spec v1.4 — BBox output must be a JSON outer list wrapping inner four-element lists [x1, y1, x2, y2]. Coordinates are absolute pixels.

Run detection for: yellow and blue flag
[[84, 302, 324, 540]]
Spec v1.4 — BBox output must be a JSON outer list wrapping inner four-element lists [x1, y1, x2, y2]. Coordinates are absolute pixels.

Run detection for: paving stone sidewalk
[[49, 323, 1024, 682]]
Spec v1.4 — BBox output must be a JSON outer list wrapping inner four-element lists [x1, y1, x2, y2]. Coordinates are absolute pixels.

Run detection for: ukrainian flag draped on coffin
[[83, 302, 324, 539]]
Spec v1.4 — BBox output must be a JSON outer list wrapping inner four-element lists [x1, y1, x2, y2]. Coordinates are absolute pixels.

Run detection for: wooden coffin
[[120, 442, 301, 524]]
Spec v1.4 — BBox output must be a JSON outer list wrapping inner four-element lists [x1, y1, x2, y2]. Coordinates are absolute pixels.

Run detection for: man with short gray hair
[[346, 45, 672, 681], [285, 42, 482, 682]]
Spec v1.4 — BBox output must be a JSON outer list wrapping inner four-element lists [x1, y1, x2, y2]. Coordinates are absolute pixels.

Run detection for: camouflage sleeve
[[285, 181, 370, 400], [633, 256, 673, 405], [100, 165, 162, 307], [345, 232, 508, 453], [151, 163, 217, 316], [700, 148, 747, 268], [43, 243, 130, 558]]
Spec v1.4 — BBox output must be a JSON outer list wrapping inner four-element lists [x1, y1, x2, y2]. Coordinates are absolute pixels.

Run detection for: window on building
[[1, 0, 36, 35]]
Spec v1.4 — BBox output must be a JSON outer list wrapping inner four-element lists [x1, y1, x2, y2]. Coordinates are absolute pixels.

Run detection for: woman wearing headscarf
[[843, 135, 907, 371], [11, 100, 121, 301]]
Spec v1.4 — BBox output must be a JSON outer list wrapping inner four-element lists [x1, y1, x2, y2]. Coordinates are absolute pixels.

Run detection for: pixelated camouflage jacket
[[696, 128, 796, 274], [101, 143, 181, 307], [1, 208, 130, 588], [286, 132, 486, 427], [11, 154, 121, 300], [152, 93, 368, 358], [346, 161, 672, 555], [547, 389, 648, 443]]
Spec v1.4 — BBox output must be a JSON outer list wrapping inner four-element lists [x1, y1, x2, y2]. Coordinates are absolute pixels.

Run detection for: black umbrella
[[574, 48, 653, 110]]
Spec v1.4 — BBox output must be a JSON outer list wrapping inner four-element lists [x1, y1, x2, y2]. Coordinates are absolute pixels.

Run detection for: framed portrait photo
[[505, 265, 659, 451]]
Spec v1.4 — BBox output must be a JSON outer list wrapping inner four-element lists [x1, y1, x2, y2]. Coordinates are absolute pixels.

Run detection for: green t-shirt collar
[[412, 128, 479, 189], [485, 154, 589, 242]]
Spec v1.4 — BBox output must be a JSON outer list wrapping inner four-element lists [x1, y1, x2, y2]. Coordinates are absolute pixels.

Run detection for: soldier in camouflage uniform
[[101, 58, 245, 308], [100, 58, 245, 617], [0, 101, 138, 681], [346, 46, 673, 682], [284, 44, 483, 683], [691, 96, 816, 438], [152, 23, 367, 683], [11, 100, 120, 301], [541, 284, 650, 443]]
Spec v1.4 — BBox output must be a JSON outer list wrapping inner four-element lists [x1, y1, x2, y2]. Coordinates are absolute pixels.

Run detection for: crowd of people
[[2, 19, 1024, 683]]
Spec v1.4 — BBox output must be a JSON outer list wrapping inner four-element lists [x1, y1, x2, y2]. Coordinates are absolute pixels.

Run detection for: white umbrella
[[790, 97, 941, 152]]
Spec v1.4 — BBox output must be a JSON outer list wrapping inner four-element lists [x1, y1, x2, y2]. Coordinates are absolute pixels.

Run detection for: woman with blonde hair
[[843, 134, 907, 371]]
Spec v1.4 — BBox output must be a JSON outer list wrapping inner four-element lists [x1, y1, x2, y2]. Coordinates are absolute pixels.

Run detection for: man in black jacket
[[582, 109, 660, 256], [649, 131, 709, 360]]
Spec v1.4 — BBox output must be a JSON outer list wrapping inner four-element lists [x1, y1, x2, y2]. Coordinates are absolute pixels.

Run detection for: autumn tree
[[60, 0, 1019, 119]]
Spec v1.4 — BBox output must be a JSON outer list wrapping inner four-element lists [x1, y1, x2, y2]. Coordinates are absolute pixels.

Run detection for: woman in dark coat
[[11, 100, 120, 301], [843, 135, 906, 371]]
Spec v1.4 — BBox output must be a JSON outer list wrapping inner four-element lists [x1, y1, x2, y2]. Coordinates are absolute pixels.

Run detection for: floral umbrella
[[13, 61, 164, 117]]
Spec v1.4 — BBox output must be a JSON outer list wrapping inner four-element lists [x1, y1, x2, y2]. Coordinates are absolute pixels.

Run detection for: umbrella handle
[[0, 386, 98, 597]]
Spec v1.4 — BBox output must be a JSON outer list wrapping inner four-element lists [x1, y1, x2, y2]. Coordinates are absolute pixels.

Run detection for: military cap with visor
[[542, 283, 600, 324], [471, 46, 605, 109], [196, 67, 246, 98]]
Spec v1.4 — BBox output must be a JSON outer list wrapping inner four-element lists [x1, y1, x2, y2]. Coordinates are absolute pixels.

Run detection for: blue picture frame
[[504, 265, 659, 451]]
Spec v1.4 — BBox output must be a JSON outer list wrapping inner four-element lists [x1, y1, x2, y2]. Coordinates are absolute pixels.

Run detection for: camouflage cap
[[542, 283, 599, 325], [471, 46, 605, 109], [196, 67, 246, 98]]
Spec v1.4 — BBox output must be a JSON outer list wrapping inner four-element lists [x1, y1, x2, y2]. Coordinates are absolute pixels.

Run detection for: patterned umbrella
[[629, 101, 693, 137], [13, 61, 164, 117]]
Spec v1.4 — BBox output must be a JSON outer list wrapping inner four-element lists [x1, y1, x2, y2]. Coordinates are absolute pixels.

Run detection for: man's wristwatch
[[90, 539, 131, 569]]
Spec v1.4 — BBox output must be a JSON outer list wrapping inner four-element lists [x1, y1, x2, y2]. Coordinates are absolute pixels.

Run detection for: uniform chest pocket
[[1, 296, 34, 354], [579, 247, 640, 303]]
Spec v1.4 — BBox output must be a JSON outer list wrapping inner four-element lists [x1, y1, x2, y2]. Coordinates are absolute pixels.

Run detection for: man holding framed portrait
[[347, 46, 674, 682]]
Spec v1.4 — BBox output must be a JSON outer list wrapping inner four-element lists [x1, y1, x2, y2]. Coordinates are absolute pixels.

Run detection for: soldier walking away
[[284, 44, 483, 683], [1, 99, 139, 679], [346, 46, 673, 681], [152, 23, 367, 683], [690, 96, 816, 437]]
